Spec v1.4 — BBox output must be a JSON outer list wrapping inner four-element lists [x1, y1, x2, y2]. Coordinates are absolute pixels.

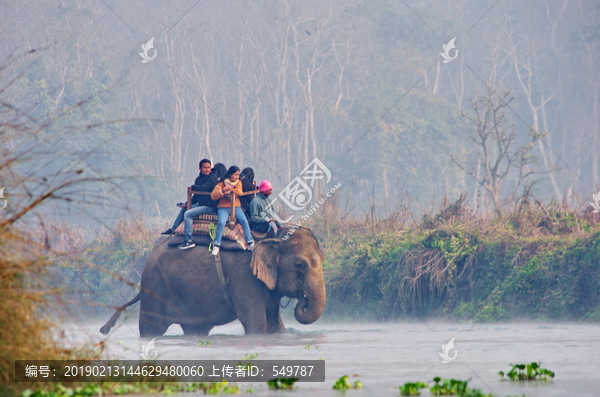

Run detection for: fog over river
[[66, 320, 600, 397]]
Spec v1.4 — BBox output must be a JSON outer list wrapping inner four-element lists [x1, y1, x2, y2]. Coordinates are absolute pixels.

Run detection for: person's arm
[[250, 199, 267, 225], [211, 182, 224, 201], [232, 181, 243, 197]]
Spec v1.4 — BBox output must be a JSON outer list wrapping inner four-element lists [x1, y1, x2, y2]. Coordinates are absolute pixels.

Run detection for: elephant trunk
[[294, 274, 326, 324]]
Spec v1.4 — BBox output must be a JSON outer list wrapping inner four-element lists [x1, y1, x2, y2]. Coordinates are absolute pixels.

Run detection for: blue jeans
[[171, 205, 192, 230], [214, 207, 253, 246], [183, 205, 214, 242]]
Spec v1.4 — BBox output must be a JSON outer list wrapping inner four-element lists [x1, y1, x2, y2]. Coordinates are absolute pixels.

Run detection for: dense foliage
[[323, 198, 600, 321]]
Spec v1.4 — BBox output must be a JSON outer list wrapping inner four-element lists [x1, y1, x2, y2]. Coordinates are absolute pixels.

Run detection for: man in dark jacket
[[249, 180, 280, 235], [161, 159, 218, 239]]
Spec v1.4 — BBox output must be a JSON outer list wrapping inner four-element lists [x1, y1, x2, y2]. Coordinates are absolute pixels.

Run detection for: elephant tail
[[99, 293, 141, 335]]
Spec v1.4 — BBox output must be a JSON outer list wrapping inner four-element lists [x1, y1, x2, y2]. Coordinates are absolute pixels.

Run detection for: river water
[[66, 318, 600, 397]]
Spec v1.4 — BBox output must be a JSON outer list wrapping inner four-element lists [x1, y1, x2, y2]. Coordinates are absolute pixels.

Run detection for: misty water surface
[[65, 319, 600, 397]]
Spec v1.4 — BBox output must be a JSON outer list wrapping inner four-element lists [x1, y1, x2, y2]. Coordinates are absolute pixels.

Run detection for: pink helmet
[[259, 180, 273, 193]]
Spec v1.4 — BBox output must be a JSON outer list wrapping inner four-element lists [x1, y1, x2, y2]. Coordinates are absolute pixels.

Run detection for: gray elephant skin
[[100, 227, 326, 337]]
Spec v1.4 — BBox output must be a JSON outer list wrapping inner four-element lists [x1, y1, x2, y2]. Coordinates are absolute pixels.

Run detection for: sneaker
[[211, 246, 220, 255], [161, 228, 174, 235], [247, 241, 255, 251], [178, 240, 195, 250]]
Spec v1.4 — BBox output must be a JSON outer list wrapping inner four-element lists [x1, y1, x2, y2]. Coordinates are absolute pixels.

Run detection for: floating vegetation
[[430, 377, 470, 395], [21, 384, 102, 397], [267, 377, 299, 390], [20, 381, 243, 396], [241, 353, 259, 360], [332, 375, 362, 390], [201, 381, 240, 394], [397, 377, 517, 397], [499, 362, 555, 381], [399, 381, 427, 396], [196, 339, 213, 347]]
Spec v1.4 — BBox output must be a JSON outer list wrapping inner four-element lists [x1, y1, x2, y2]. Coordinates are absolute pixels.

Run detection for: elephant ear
[[250, 238, 281, 290]]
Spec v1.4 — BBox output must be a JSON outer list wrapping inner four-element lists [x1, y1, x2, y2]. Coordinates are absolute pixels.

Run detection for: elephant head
[[250, 227, 326, 324]]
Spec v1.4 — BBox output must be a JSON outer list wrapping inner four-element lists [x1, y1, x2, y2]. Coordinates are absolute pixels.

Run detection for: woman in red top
[[210, 166, 254, 255]]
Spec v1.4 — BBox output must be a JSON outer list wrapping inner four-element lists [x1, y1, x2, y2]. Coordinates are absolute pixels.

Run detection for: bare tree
[[452, 86, 545, 215]]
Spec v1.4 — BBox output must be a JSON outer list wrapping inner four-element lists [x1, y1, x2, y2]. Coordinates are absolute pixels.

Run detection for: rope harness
[[212, 252, 232, 308], [208, 221, 232, 307], [208, 222, 217, 251]]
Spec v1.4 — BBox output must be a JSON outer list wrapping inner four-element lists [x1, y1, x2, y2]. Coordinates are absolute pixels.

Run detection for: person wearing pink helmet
[[249, 180, 280, 235]]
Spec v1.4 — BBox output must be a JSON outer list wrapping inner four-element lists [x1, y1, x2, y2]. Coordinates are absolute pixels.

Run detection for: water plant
[[241, 353, 259, 360], [428, 378, 499, 397], [21, 384, 102, 397], [332, 375, 362, 390], [399, 381, 427, 396], [430, 377, 470, 395], [498, 362, 555, 381], [196, 339, 213, 347], [267, 377, 299, 390], [20, 381, 244, 397], [202, 381, 240, 394]]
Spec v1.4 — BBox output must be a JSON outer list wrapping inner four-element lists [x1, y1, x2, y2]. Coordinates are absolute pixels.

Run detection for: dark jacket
[[240, 179, 256, 214], [239, 168, 256, 215], [191, 172, 218, 207]]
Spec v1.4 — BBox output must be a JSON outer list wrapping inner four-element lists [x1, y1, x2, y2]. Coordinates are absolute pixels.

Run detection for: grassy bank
[[317, 197, 600, 322]]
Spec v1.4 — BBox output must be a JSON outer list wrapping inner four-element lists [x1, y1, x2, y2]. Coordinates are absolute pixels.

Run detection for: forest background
[[1, 0, 600, 351], [2, 0, 599, 223]]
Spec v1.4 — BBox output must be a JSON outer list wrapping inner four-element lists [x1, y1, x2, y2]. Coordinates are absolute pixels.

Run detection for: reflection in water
[[64, 320, 600, 396]]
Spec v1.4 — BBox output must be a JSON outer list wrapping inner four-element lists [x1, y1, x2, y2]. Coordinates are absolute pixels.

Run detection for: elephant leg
[[266, 306, 284, 334], [180, 323, 213, 336], [139, 292, 170, 337], [139, 313, 170, 338], [235, 305, 267, 334], [241, 317, 267, 334]]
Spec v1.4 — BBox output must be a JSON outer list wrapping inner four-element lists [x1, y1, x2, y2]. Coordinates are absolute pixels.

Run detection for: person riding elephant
[[210, 166, 254, 255], [161, 159, 215, 236], [250, 180, 280, 237], [239, 167, 256, 217], [99, 227, 326, 337]]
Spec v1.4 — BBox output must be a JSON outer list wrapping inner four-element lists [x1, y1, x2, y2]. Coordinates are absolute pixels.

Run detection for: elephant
[[100, 227, 326, 337]]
